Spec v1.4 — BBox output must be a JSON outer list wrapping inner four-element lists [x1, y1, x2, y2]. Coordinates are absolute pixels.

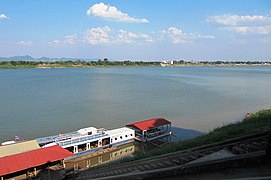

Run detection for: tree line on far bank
[[0, 59, 270, 68], [0, 59, 161, 68]]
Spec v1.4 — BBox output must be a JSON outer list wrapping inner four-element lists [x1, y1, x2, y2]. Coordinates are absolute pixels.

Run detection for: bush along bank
[[132, 108, 271, 160]]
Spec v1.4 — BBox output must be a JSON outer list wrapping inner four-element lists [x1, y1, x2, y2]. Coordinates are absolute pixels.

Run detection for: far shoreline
[[1, 60, 271, 69]]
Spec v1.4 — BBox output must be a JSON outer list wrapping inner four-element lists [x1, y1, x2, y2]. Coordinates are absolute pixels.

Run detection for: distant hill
[[0, 55, 98, 61], [0, 55, 34, 61]]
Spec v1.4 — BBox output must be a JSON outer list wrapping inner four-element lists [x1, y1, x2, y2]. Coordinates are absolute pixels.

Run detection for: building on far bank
[[160, 60, 174, 67]]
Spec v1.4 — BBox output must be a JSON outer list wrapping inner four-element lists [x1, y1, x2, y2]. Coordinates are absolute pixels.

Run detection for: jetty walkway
[[66, 131, 271, 179]]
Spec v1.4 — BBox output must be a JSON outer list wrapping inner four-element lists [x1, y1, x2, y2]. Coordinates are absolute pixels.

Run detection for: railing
[[36, 131, 81, 145], [146, 131, 171, 141], [134, 131, 171, 142], [147, 131, 170, 138], [54, 132, 81, 142], [57, 133, 108, 147]]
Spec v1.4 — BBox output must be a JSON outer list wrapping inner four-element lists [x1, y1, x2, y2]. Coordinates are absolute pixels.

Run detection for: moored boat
[[1, 118, 171, 160], [36, 126, 135, 159], [0, 118, 171, 179]]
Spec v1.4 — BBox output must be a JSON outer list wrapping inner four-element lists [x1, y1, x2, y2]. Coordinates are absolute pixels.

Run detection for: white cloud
[[63, 35, 76, 45], [48, 40, 61, 47], [84, 26, 153, 45], [208, 14, 271, 26], [197, 34, 215, 39], [164, 27, 185, 44], [116, 29, 153, 43], [87, 2, 149, 23], [0, 13, 8, 19], [85, 26, 112, 45], [208, 14, 271, 35], [17, 40, 32, 46], [165, 27, 214, 44], [48, 34, 77, 47], [225, 26, 271, 35], [168, 27, 182, 35]]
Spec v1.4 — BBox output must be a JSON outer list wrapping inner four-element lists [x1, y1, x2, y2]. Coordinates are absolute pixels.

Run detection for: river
[[0, 66, 271, 142]]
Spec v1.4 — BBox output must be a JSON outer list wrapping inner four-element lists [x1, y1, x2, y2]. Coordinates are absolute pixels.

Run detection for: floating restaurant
[[126, 118, 172, 142], [0, 118, 172, 179]]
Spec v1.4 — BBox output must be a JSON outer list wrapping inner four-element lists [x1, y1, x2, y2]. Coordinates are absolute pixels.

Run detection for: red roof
[[0, 145, 73, 176], [127, 118, 171, 131]]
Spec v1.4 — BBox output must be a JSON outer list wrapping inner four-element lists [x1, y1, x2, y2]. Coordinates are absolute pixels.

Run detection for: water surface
[[0, 66, 271, 142]]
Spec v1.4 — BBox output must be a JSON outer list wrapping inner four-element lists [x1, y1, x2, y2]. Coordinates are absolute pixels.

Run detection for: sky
[[0, 0, 271, 61]]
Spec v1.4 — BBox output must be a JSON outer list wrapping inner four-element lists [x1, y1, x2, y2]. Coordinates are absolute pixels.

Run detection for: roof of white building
[[105, 127, 134, 136], [77, 127, 98, 135]]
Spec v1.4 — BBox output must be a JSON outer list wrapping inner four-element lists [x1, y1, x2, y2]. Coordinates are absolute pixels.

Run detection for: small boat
[[1, 140, 16, 146], [36, 126, 135, 159]]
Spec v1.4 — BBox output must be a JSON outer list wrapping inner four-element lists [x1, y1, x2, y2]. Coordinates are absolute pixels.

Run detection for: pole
[[34, 168, 37, 177], [62, 160, 66, 168], [48, 165, 50, 180]]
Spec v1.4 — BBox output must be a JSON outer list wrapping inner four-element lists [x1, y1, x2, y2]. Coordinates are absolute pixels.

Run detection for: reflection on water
[[1, 67, 271, 142], [64, 127, 202, 173], [65, 143, 135, 172]]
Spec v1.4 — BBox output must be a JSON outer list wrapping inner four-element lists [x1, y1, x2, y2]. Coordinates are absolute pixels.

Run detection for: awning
[[0, 140, 40, 158], [127, 118, 171, 131], [0, 145, 73, 176]]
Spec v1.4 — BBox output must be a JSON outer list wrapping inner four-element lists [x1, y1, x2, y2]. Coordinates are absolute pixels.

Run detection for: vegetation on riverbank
[[132, 109, 271, 160], [0, 59, 160, 69], [101, 108, 269, 167], [0, 59, 271, 69]]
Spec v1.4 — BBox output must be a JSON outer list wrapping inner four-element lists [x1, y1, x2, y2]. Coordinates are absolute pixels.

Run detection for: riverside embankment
[[66, 109, 271, 179]]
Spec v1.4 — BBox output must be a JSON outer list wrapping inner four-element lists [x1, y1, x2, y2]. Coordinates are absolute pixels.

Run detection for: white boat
[[36, 126, 135, 159], [1, 140, 16, 146], [1, 118, 171, 161]]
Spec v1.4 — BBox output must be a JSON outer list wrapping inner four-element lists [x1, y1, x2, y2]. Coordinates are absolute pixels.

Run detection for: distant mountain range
[[0, 55, 98, 61]]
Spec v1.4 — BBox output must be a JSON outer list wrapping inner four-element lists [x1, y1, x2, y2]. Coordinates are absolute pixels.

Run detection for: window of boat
[[120, 136, 122, 139], [125, 135, 128, 138], [115, 137, 117, 140], [130, 134, 133, 136]]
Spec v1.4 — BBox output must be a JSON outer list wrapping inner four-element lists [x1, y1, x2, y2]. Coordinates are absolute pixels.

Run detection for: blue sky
[[0, 0, 270, 60]]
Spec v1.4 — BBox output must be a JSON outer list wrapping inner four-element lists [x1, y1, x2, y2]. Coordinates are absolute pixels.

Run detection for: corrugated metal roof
[[0, 145, 74, 176], [127, 118, 171, 131], [106, 127, 134, 135], [0, 140, 40, 158]]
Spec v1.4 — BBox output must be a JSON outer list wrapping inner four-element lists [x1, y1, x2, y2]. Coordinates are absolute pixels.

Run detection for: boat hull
[[64, 139, 134, 160]]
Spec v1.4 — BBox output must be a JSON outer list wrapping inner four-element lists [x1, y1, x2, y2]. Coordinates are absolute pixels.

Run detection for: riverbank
[[67, 108, 271, 179], [0, 60, 271, 69], [132, 109, 271, 161], [94, 109, 271, 166]]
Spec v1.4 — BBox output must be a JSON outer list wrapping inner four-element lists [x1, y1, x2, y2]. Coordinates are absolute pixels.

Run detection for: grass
[[132, 109, 271, 160], [0, 65, 36, 69], [81, 109, 271, 170]]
